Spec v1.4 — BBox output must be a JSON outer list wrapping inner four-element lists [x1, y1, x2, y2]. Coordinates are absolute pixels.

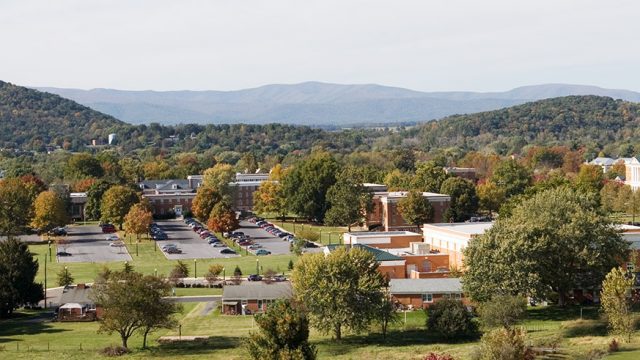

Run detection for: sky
[[1, 0, 639, 92]]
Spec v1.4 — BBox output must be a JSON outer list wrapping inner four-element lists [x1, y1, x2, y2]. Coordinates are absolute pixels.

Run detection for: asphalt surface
[[236, 220, 291, 255], [155, 220, 240, 260], [57, 225, 132, 263]]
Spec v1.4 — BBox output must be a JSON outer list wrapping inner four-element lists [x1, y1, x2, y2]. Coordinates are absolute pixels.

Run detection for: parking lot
[[57, 225, 132, 263], [155, 220, 240, 260], [236, 220, 291, 255]]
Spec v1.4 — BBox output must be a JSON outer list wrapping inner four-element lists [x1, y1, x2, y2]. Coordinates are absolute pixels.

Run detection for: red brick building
[[389, 278, 467, 309], [366, 191, 451, 232], [222, 282, 293, 315]]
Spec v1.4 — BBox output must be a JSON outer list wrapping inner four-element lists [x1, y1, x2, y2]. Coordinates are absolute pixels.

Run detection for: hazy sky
[[1, 0, 638, 92]]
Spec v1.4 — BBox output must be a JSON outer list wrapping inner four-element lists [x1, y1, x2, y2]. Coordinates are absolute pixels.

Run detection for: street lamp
[[194, 259, 197, 278], [48, 240, 52, 262], [256, 258, 259, 275]]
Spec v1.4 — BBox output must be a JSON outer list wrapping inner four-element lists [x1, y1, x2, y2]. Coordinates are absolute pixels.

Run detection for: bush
[[426, 299, 478, 340], [609, 339, 620, 352], [100, 345, 129, 357], [424, 353, 454, 360], [478, 294, 527, 329], [475, 327, 534, 360]]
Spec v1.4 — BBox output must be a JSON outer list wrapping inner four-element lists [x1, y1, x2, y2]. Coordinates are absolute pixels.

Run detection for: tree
[[397, 190, 433, 228], [477, 181, 505, 216], [601, 181, 623, 214], [0, 238, 43, 318], [601, 267, 635, 343], [0, 178, 33, 235], [124, 203, 153, 240], [100, 185, 139, 230], [202, 163, 236, 196], [192, 186, 223, 221], [245, 299, 317, 360], [92, 270, 181, 349], [281, 151, 338, 222], [392, 148, 416, 172], [463, 187, 629, 305], [31, 190, 69, 234], [384, 169, 412, 191], [253, 181, 287, 220], [292, 247, 387, 340], [478, 295, 527, 330], [440, 177, 478, 222], [378, 292, 399, 340], [85, 180, 115, 221], [575, 164, 605, 193], [65, 153, 104, 179], [412, 161, 449, 193], [57, 267, 74, 287], [207, 201, 239, 233], [205, 264, 224, 284], [489, 160, 531, 198], [324, 178, 372, 231], [426, 299, 478, 340]]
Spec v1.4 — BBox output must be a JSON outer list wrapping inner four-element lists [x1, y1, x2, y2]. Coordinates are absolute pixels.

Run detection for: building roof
[[59, 285, 94, 305], [424, 222, 494, 236], [344, 231, 421, 238], [325, 244, 404, 262], [139, 179, 198, 192], [390, 278, 462, 294], [222, 282, 293, 300]]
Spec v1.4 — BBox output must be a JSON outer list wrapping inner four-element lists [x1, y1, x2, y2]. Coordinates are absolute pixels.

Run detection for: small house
[[222, 282, 292, 315], [389, 278, 466, 309], [57, 284, 100, 321]]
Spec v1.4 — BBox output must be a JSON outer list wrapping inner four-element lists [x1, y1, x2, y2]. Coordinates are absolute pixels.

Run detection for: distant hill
[[0, 80, 126, 151], [415, 95, 640, 153], [37, 82, 640, 126]]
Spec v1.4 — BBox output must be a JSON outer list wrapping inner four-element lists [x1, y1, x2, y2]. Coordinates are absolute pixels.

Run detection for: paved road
[[237, 220, 291, 255], [156, 220, 240, 260], [57, 225, 132, 263]]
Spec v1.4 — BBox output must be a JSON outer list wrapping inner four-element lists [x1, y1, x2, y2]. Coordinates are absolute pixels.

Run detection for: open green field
[[2, 304, 640, 359], [30, 228, 296, 285]]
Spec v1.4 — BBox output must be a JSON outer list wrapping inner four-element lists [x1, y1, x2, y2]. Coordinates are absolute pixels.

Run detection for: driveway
[[155, 220, 240, 260], [57, 225, 132, 263], [237, 220, 291, 255]]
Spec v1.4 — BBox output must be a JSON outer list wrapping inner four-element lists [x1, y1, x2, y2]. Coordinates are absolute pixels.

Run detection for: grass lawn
[[30, 227, 296, 285], [2, 305, 640, 359], [265, 218, 348, 245]]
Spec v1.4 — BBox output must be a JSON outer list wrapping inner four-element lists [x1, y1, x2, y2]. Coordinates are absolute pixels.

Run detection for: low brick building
[[390, 278, 467, 309], [222, 282, 293, 315], [57, 284, 101, 321]]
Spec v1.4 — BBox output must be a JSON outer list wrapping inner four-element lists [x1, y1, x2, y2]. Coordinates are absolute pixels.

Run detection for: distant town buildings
[[587, 157, 640, 190]]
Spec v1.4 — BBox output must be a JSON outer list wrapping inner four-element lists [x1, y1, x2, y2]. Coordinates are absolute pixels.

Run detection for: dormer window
[[172, 184, 179, 190]]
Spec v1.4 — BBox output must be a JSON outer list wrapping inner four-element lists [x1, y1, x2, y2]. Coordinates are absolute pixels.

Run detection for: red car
[[101, 224, 116, 233]]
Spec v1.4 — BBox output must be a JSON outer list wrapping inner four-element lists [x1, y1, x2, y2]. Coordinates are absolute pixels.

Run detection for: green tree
[[600, 181, 623, 214], [207, 201, 239, 233], [575, 164, 605, 193], [85, 180, 115, 221], [0, 238, 42, 318], [65, 153, 104, 179], [192, 186, 223, 221], [281, 151, 338, 222], [245, 299, 317, 360], [440, 177, 478, 222], [426, 299, 478, 340], [202, 163, 236, 196], [392, 148, 416, 172], [92, 270, 181, 349], [0, 178, 33, 235], [476, 181, 505, 216], [601, 267, 635, 342], [234, 265, 243, 276], [31, 190, 69, 234], [463, 187, 629, 305], [397, 190, 434, 227], [383, 169, 413, 191], [378, 292, 399, 340], [124, 203, 153, 240], [100, 185, 139, 230], [57, 267, 74, 287], [292, 247, 387, 340], [489, 160, 532, 198], [476, 327, 531, 360], [169, 261, 189, 283], [412, 161, 449, 193], [324, 178, 372, 231], [478, 295, 527, 330]]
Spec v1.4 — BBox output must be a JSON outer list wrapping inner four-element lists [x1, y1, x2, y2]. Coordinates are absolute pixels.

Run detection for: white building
[[587, 157, 640, 190], [422, 222, 494, 267]]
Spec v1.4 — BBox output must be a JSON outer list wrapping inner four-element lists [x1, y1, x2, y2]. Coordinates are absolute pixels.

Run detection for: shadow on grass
[[143, 336, 243, 357], [0, 311, 67, 343], [315, 329, 477, 357], [561, 319, 608, 338], [527, 305, 599, 322]]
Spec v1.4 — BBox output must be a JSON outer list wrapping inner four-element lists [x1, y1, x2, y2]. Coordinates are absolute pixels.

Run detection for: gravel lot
[[57, 225, 132, 263], [155, 220, 240, 260], [237, 220, 291, 255]]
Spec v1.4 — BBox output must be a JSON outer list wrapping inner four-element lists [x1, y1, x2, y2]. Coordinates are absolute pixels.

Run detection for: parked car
[[199, 232, 211, 239], [273, 275, 286, 282], [207, 238, 220, 244], [255, 249, 271, 256], [165, 247, 182, 254], [109, 241, 125, 247], [105, 234, 119, 241], [56, 251, 72, 256], [161, 244, 178, 250], [220, 248, 237, 255], [211, 242, 226, 247], [304, 241, 319, 248], [247, 274, 262, 281], [48, 227, 67, 236], [101, 224, 116, 233], [247, 244, 262, 250]]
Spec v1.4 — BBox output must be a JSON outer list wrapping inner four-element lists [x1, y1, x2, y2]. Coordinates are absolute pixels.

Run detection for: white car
[[105, 234, 119, 241], [109, 241, 125, 247]]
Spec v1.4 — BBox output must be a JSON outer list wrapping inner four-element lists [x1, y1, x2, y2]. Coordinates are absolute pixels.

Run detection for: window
[[444, 293, 462, 300], [257, 300, 263, 309], [422, 293, 433, 303]]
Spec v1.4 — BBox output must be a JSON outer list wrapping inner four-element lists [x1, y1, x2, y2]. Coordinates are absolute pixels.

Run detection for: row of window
[[421, 293, 462, 303]]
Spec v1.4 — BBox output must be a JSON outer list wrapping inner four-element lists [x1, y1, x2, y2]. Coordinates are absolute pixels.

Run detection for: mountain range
[[37, 82, 640, 127]]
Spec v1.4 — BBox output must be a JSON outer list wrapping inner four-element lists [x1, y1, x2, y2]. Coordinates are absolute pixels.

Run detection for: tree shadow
[[561, 319, 608, 338], [0, 312, 67, 343], [527, 305, 599, 322], [140, 336, 242, 357]]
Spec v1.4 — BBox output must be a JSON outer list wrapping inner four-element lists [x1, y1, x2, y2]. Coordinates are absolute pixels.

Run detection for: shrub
[[426, 299, 478, 340], [476, 327, 534, 360], [609, 339, 620, 352], [100, 345, 129, 357], [424, 352, 454, 360], [478, 294, 527, 329]]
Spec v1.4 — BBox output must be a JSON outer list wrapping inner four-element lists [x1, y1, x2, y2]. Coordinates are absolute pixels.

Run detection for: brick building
[[390, 278, 467, 309], [366, 191, 451, 232], [422, 222, 494, 268], [222, 282, 292, 315]]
